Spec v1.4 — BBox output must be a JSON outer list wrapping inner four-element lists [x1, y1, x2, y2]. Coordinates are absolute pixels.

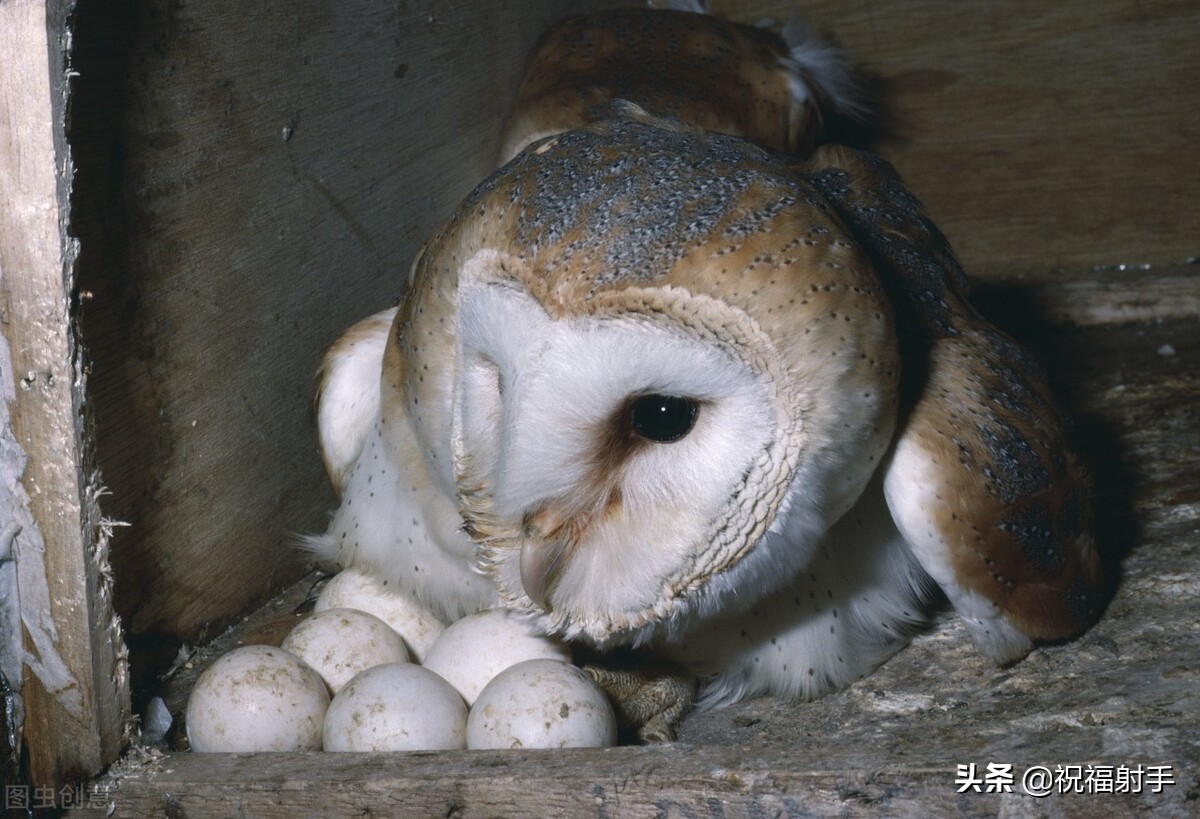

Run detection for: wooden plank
[[77, 739, 1190, 818], [68, 0, 628, 653], [972, 265, 1200, 328], [0, 0, 129, 790], [91, 318, 1199, 817], [712, 0, 1200, 280]]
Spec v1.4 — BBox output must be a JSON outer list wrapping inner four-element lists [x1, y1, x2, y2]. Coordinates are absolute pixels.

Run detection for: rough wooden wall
[[713, 0, 1200, 279]]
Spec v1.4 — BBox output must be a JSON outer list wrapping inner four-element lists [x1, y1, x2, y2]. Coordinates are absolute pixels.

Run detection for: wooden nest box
[[1, 0, 1196, 814]]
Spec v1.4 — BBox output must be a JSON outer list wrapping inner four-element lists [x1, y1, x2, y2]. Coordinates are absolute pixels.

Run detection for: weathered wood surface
[[713, 0, 1200, 280], [68, 0, 628, 667], [78, 738, 1190, 818], [0, 0, 128, 790], [973, 266, 1199, 328], [89, 315, 1200, 817]]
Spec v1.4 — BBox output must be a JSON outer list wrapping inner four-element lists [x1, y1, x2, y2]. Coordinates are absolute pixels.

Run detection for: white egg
[[467, 659, 617, 750], [186, 645, 328, 752], [421, 608, 571, 705], [281, 608, 410, 694], [323, 663, 467, 751], [315, 567, 446, 661]]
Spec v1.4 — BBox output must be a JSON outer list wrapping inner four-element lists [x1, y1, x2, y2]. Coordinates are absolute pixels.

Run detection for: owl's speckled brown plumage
[[800, 147, 1102, 650], [313, 5, 1103, 729], [500, 8, 859, 162]]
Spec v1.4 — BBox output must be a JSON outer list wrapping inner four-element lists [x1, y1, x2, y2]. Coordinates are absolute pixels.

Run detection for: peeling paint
[[1, 330, 30, 754], [2, 307, 86, 723]]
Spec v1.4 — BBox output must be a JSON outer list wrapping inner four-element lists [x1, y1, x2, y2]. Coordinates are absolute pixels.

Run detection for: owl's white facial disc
[[451, 267, 782, 644]]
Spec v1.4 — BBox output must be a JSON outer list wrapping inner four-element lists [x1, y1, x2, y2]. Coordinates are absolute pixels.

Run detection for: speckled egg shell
[[467, 659, 617, 750], [315, 567, 446, 661], [281, 607, 410, 694], [322, 663, 467, 751], [421, 608, 571, 705], [186, 645, 329, 752]]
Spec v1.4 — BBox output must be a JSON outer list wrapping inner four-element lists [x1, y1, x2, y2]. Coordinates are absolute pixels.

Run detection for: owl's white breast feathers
[[667, 478, 936, 707]]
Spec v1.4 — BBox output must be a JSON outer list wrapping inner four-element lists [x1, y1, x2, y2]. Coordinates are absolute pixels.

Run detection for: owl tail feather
[[778, 18, 871, 123], [652, 0, 863, 119]]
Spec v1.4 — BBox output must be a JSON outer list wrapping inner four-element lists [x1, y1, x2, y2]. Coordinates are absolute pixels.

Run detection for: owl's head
[[399, 121, 900, 646]]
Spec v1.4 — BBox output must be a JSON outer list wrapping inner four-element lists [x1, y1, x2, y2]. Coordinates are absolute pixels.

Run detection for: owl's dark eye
[[630, 394, 699, 443]]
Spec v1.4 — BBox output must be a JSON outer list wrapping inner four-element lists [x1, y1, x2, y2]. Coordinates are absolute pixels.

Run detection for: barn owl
[[310, 7, 1101, 737]]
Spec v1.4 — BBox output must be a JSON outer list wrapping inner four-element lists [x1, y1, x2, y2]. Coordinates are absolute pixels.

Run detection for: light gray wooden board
[[69, 0, 628, 650], [0, 0, 129, 790], [77, 740, 1192, 818], [713, 0, 1200, 279], [972, 266, 1199, 328], [92, 317, 1199, 817]]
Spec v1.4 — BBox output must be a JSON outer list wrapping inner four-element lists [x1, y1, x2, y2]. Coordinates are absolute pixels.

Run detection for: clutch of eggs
[[184, 571, 617, 752]]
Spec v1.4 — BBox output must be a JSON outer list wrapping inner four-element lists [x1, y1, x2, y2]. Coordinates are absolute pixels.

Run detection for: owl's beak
[[519, 538, 555, 610], [518, 503, 579, 610]]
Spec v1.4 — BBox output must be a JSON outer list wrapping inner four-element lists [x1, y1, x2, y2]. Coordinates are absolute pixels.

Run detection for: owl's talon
[[583, 660, 697, 744]]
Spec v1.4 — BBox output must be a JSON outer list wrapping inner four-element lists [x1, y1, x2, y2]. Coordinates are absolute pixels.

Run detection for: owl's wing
[[499, 8, 863, 163], [798, 145, 1103, 664], [315, 307, 397, 497]]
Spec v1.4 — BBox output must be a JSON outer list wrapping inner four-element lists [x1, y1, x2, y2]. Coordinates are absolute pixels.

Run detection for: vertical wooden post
[[0, 0, 129, 791]]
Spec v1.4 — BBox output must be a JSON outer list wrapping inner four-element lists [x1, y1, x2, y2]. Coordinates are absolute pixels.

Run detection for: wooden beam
[[0, 0, 129, 790]]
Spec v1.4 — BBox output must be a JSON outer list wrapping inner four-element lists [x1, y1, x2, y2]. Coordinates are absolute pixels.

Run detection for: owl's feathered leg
[[799, 146, 1104, 664]]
